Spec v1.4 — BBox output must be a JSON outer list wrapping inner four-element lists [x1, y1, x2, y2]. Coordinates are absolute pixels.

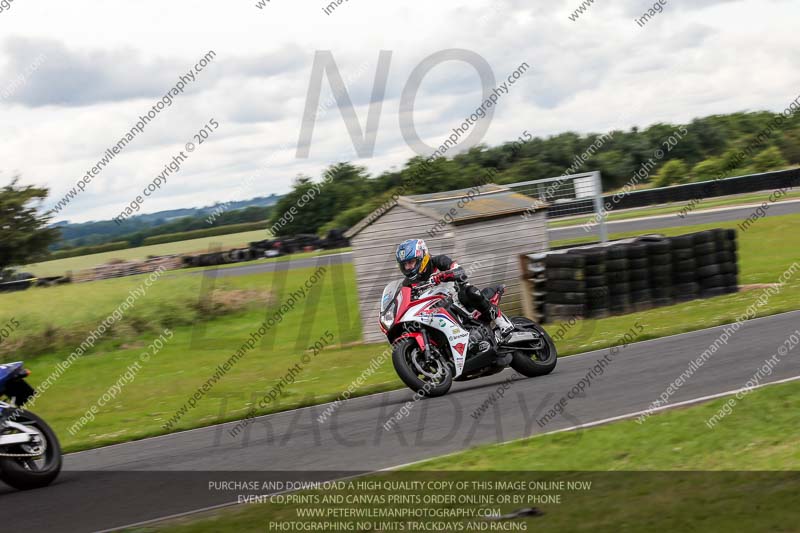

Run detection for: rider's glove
[[431, 271, 455, 284]]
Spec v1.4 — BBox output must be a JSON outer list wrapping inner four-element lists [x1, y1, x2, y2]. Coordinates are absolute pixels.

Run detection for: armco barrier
[[521, 229, 739, 323], [546, 168, 800, 218]]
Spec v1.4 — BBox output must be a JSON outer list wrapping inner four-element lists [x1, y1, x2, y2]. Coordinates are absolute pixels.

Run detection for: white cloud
[[0, 0, 796, 222]]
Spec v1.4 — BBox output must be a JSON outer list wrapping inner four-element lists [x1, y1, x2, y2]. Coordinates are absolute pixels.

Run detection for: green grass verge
[[551, 209, 799, 249], [0, 268, 273, 361], [547, 188, 800, 229], [10, 263, 364, 452], [3, 215, 799, 454], [48, 241, 132, 261], [142, 220, 269, 245], [148, 379, 800, 532], [24, 229, 271, 277], [3, 248, 351, 360]]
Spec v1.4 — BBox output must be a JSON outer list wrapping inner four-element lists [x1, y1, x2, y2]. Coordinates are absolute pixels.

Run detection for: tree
[[688, 116, 728, 156], [691, 157, 726, 182], [778, 129, 800, 164], [267, 176, 322, 236], [752, 146, 789, 172], [720, 147, 749, 174], [0, 178, 60, 272], [654, 159, 689, 187], [594, 150, 636, 189]]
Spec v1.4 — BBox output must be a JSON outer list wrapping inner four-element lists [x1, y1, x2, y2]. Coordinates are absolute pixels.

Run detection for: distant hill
[[52, 195, 280, 250], [120, 195, 281, 224]]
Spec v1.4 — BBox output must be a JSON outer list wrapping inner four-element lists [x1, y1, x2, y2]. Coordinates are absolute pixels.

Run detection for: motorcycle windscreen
[[380, 280, 403, 313]]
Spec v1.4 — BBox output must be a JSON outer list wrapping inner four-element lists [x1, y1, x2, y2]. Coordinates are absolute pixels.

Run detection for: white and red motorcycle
[[379, 272, 557, 397]]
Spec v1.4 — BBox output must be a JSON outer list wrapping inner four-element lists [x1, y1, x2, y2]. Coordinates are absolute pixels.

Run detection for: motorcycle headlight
[[380, 303, 396, 329]]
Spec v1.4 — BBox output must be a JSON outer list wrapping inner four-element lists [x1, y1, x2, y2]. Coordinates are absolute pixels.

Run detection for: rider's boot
[[477, 305, 514, 366], [472, 296, 514, 345], [493, 309, 515, 343], [492, 311, 515, 366]]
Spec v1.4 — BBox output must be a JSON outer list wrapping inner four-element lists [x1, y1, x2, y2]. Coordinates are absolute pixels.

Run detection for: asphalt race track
[[190, 200, 800, 278], [4, 310, 800, 531], [189, 250, 353, 278]]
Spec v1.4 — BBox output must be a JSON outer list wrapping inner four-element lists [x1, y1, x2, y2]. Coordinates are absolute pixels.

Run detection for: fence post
[[592, 171, 608, 243]]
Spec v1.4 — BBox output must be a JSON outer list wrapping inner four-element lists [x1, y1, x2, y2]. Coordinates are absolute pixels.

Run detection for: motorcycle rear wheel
[[0, 409, 62, 490], [508, 317, 558, 377], [392, 338, 453, 397]]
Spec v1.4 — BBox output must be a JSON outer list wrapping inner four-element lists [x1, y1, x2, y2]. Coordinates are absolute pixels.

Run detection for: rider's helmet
[[396, 238, 430, 281]]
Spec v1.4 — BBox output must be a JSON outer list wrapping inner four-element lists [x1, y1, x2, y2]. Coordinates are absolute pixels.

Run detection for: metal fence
[[505, 171, 608, 242]]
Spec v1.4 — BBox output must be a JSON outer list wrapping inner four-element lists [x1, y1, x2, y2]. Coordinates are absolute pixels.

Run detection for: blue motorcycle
[[0, 362, 61, 490]]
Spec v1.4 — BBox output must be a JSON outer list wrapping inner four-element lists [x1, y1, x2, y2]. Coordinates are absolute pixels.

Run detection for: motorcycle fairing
[[0, 362, 24, 386], [400, 292, 470, 378]]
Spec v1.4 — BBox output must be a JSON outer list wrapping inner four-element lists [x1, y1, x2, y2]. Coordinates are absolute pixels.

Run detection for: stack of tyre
[[568, 248, 609, 319], [670, 233, 700, 302], [720, 229, 740, 294], [543, 253, 586, 322], [0, 272, 36, 293], [534, 228, 739, 323], [644, 238, 673, 308], [693, 229, 739, 297], [605, 246, 632, 315], [181, 247, 253, 268], [526, 253, 548, 323], [625, 243, 652, 311], [228, 248, 253, 263]]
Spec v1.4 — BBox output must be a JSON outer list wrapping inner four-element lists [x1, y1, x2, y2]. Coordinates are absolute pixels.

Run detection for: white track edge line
[[98, 373, 800, 532], [381, 374, 800, 471]]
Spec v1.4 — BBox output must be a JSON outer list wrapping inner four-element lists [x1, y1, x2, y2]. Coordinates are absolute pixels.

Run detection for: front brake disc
[[412, 351, 443, 380]]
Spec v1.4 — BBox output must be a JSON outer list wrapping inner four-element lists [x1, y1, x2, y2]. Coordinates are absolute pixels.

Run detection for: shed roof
[[345, 183, 548, 239]]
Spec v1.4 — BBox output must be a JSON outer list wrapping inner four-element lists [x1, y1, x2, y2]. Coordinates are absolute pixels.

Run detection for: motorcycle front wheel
[[392, 338, 453, 397], [0, 409, 62, 490]]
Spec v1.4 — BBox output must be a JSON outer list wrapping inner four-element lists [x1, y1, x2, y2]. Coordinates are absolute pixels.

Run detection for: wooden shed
[[345, 184, 549, 343]]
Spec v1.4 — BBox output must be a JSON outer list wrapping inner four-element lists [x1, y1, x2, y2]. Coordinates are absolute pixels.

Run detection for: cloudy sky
[[0, 0, 797, 223]]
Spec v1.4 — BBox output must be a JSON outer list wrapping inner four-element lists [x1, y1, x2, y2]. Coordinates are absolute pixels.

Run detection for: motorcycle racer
[[395, 238, 515, 339]]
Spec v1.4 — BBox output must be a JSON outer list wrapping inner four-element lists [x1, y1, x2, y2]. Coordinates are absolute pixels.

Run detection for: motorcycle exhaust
[[505, 331, 540, 344]]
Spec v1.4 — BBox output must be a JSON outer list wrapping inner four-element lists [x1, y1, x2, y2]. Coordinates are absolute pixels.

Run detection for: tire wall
[[521, 229, 739, 323]]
